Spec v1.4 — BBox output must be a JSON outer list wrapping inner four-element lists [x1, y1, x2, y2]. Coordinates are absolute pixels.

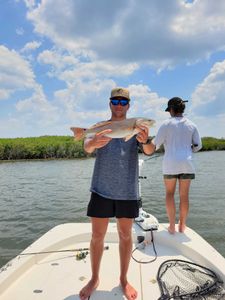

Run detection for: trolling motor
[[135, 159, 159, 231]]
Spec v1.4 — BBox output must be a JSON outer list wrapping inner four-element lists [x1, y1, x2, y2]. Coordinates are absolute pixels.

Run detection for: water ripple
[[0, 152, 225, 267]]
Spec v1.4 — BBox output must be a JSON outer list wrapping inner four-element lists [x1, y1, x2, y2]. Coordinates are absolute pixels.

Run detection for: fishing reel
[[76, 251, 89, 260]]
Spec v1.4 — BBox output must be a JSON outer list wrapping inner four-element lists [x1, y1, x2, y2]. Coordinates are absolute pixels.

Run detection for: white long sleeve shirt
[[153, 117, 202, 175]]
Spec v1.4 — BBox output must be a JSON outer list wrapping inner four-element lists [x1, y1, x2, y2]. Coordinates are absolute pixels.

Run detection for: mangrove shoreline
[[0, 136, 224, 161]]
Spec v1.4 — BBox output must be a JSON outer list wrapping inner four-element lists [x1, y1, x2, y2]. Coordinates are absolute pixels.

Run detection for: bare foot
[[121, 281, 137, 300], [168, 225, 176, 234], [79, 278, 99, 300], [178, 223, 186, 233]]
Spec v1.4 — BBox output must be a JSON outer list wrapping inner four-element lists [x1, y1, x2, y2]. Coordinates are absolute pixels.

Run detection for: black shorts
[[163, 173, 195, 179], [87, 192, 139, 219]]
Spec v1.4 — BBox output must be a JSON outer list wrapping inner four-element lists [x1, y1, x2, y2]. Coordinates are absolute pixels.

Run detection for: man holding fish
[[71, 87, 154, 300]]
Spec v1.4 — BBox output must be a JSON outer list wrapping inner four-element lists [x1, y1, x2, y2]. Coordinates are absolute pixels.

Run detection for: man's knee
[[92, 230, 106, 242], [118, 229, 132, 241]]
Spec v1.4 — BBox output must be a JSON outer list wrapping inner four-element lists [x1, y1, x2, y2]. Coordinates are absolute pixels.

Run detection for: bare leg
[[117, 218, 137, 300], [79, 217, 109, 300], [164, 178, 177, 234], [178, 179, 191, 232]]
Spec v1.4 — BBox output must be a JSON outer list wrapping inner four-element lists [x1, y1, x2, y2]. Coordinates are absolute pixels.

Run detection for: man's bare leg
[[117, 218, 137, 300], [178, 179, 191, 232], [164, 178, 177, 234], [79, 217, 109, 300]]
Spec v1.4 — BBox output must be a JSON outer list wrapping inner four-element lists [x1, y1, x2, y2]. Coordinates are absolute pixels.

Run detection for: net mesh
[[157, 259, 225, 299]]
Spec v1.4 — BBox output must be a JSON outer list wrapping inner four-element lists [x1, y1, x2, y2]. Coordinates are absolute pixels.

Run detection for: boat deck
[[1, 223, 225, 300]]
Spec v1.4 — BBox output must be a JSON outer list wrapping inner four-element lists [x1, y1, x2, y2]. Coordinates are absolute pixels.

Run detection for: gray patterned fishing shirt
[[90, 137, 139, 200]]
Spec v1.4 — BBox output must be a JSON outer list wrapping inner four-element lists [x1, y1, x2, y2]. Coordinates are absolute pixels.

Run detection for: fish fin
[[89, 121, 112, 129], [70, 127, 86, 140], [124, 133, 135, 142]]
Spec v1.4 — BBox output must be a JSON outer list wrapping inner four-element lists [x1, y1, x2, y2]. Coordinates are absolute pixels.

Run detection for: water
[[0, 151, 225, 267]]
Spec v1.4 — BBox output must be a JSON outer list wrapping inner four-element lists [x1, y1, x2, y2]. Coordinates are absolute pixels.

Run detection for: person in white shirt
[[145, 97, 202, 233]]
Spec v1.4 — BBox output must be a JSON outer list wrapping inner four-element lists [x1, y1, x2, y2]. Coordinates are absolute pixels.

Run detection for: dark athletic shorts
[[87, 192, 139, 219], [163, 173, 195, 179]]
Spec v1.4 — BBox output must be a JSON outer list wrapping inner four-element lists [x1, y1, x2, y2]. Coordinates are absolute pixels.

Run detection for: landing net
[[157, 259, 225, 299]]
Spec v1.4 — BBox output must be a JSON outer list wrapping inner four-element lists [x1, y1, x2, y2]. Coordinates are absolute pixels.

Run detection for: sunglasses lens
[[120, 100, 129, 106], [111, 99, 129, 106], [111, 99, 119, 105]]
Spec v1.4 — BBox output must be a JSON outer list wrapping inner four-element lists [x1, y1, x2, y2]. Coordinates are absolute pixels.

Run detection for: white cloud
[[37, 49, 140, 126], [38, 50, 78, 72], [127, 84, 168, 135], [37, 49, 139, 81], [16, 27, 24, 35], [1, 0, 225, 138], [54, 78, 115, 118], [11, 85, 62, 137], [0, 117, 26, 138], [22, 0, 37, 9], [0, 46, 60, 135], [0, 89, 11, 100], [26, 0, 225, 69], [21, 41, 42, 53], [0, 46, 36, 100], [189, 113, 225, 138], [16, 84, 58, 121], [191, 60, 225, 116]]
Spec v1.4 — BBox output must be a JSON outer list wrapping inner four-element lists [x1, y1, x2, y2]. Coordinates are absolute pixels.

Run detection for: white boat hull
[[0, 222, 225, 300]]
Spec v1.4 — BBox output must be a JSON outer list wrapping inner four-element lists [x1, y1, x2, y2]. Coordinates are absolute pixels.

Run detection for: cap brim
[[110, 97, 130, 100], [165, 107, 169, 112]]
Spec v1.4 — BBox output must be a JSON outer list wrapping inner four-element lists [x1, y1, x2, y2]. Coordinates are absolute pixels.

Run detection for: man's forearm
[[142, 141, 156, 155]]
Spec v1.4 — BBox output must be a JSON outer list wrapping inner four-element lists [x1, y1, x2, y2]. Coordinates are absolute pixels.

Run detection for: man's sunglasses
[[110, 99, 129, 106]]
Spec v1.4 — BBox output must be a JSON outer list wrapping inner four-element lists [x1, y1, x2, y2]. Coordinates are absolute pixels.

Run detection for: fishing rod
[[19, 245, 109, 256], [143, 153, 161, 161]]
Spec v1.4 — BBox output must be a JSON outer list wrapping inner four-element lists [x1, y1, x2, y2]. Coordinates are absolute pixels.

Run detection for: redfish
[[70, 117, 155, 142]]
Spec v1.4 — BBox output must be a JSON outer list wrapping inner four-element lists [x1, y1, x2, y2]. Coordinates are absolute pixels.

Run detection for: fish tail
[[70, 127, 86, 140]]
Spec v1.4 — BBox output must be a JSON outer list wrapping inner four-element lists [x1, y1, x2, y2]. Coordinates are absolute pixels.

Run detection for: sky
[[0, 0, 225, 139]]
